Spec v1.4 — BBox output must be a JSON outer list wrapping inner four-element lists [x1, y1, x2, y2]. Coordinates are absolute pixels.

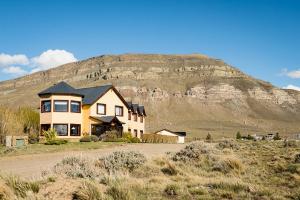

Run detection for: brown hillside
[[0, 54, 299, 138]]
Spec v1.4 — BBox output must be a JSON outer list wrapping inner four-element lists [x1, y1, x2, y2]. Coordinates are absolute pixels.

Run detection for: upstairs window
[[133, 113, 137, 122], [140, 116, 143, 123], [71, 101, 81, 113], [128, 111, 131, 120], [97, 103, 106, 115], [115, 106, 123, 116], [54, 100, 68, 112], [41, 100, 51, 113]]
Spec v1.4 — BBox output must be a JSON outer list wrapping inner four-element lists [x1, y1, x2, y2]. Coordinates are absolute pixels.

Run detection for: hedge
[[141, 134, 177, 143]]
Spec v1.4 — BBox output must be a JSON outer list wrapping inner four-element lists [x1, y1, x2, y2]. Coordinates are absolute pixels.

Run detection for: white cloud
[[281, 68, 300, 79], [2, 66, 28, 75], [0, 53, 29, 67], [30, 49, 77, 72], [283, 84, 300, 91]]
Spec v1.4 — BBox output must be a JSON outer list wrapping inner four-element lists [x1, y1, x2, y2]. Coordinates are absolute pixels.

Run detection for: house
[[154, 129, 186, 143], [265, 133, 275, 140], [38, 81, 146, 139]]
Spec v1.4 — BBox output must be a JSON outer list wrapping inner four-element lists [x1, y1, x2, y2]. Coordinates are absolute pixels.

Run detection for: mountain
[[0, 54, 299, 138]]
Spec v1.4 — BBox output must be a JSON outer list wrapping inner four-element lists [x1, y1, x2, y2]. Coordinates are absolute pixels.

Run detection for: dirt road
[[0, 143, 184, 178]]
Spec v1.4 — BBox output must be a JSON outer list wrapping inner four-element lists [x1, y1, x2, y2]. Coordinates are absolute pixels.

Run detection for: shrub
[[0, 180, 14, 200], [236, 131, 242, 139], [283, 140, 298, 148], [273, 132, 281, 140], [101, 131, 118, 142], [164, 184, 180, 196], [161, 162, 178, 176], [99, 151, 146, 173], [106, 182, 134, 200], [45, 139, 68, 145], [28, 132, 39, 144], [4, 175, 39, 198], [295, 153, 300, 163], [130, 137, 141, 143], [213, 157, 244, 174], [43, 129, 57, 142], [54, 156, 101, 178], [217, 139, 239, 150], [172, 141, 213, 162], [141, 134, 177, 143], [91, 135, 99, 142], [72, 181, 103, 200], [80, 136, 92, 142], [206, 133, 212, 142]]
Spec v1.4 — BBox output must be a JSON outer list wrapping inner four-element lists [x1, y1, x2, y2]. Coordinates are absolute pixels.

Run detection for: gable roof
[[90, 116, 125, 124], [155, 129, 187, 137], [38, 81, 83, 97], [76, 84, 113, 105], [127, 102, 146, 116]]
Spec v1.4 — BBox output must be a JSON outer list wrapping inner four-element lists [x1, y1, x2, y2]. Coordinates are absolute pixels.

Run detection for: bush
[[101, 131, 118, 142], [28, 132, 39, 144], [273, 132, 281, 140], [4, 175, 39, 198], [45, 139, 68, 145], [130, 137, 141, 143], [217, 139, 239, 150], [91, 135, 99, 142], [236, 131, 242, 139], [80, 136, 92, 142], [54, 156, 101, 178], [164, 184, 180, 196], [206, 133, 212, 142], [99, 151, 146, 173], [141, 134, 177, 143], [0, 180, 14, 200], [283, 140, 298, 148], [161, 162, 178, 176], [72, 181, 103, 200], [172, 141, 213, 162], [43, 129, 57, 142], [106, 182, 134, 200], [295, 153, 300, 163], [213, 157, 244, 174]]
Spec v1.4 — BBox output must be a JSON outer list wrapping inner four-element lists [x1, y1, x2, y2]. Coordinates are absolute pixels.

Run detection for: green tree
[[236, 131, 242, 139], [206, 133, 212, 142]]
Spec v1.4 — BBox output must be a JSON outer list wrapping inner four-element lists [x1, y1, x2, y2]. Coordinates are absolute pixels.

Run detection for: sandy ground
[[0, 143, 184, 179]]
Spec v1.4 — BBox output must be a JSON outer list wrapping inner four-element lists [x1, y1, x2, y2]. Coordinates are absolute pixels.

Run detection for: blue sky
[[0, 0, 299, 90]]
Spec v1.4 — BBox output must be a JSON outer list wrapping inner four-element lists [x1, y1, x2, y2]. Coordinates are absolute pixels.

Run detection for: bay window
[[41, 100, 51, 113], [71, 101, 81, 113], [54, 100, 68, 112]]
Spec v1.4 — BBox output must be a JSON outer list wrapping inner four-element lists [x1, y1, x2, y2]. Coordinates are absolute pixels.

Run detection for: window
[[128, 128, 131, 133], [140, 116, 143, 123], [128, 111, 131, 120], [115, 106, 123, 116], [53, 124, 68, 136], [40, 124, 51, 135], [70, 124, 81, 136], [134, 129, 138, 137], [41, 100, 51, 113], [133, 113, 137, 122], [54, 100, 68, 112], [71, 101, 81, 113], [140, 130, 143, 137], [97, 103, 106, 115]]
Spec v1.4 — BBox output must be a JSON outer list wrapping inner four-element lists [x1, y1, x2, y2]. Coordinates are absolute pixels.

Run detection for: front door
[[91, 125, 106, 137]]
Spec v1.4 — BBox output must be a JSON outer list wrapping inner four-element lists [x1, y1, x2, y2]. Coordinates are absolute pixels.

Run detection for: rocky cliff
[[0, 54, 299, 137]]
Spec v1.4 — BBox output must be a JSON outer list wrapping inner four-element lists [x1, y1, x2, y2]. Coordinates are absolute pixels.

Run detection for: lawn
[[0, 141, 123, 157]]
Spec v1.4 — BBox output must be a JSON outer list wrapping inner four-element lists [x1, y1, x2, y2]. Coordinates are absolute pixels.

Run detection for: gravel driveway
[[0, 143, 184, 178]]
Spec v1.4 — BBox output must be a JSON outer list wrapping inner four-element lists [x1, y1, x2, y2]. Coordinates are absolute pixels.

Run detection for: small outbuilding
[[155, 129, 186, 144]]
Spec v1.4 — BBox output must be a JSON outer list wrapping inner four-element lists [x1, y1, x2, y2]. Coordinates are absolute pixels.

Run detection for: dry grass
[[0, 140, 299, 199]]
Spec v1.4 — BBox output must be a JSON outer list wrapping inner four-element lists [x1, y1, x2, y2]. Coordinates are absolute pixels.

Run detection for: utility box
[[5, 136, 28, 147]]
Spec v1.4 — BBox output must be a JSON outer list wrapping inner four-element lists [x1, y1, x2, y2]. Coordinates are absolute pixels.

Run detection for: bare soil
[[0, 143, 184, 178]]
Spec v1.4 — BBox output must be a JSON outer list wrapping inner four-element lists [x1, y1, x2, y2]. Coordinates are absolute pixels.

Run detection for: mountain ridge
[[0, 53, 299, 137]]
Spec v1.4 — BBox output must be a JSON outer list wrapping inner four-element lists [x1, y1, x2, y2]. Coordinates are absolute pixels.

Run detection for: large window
[[133, 113, 137, 122], [40, 124, 51, 135], [70, 124, 81, 136], [54, 100, 68, 112], [128, 111, 131, 120], [53, 124, 68, 136], [41, 100, 51, 113], [115, 106, 123, 116], [97, 103, 106, 115], [71, 101, 81, 113], [140, 116, 143, 123]]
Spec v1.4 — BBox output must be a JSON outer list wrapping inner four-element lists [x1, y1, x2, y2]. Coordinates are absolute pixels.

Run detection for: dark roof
[[90, 116, 125, 124], [38, 81, 83, 97], [76, 84, 112, 105], [155, 129, 187, 137], [127, 102, 146, 116]]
